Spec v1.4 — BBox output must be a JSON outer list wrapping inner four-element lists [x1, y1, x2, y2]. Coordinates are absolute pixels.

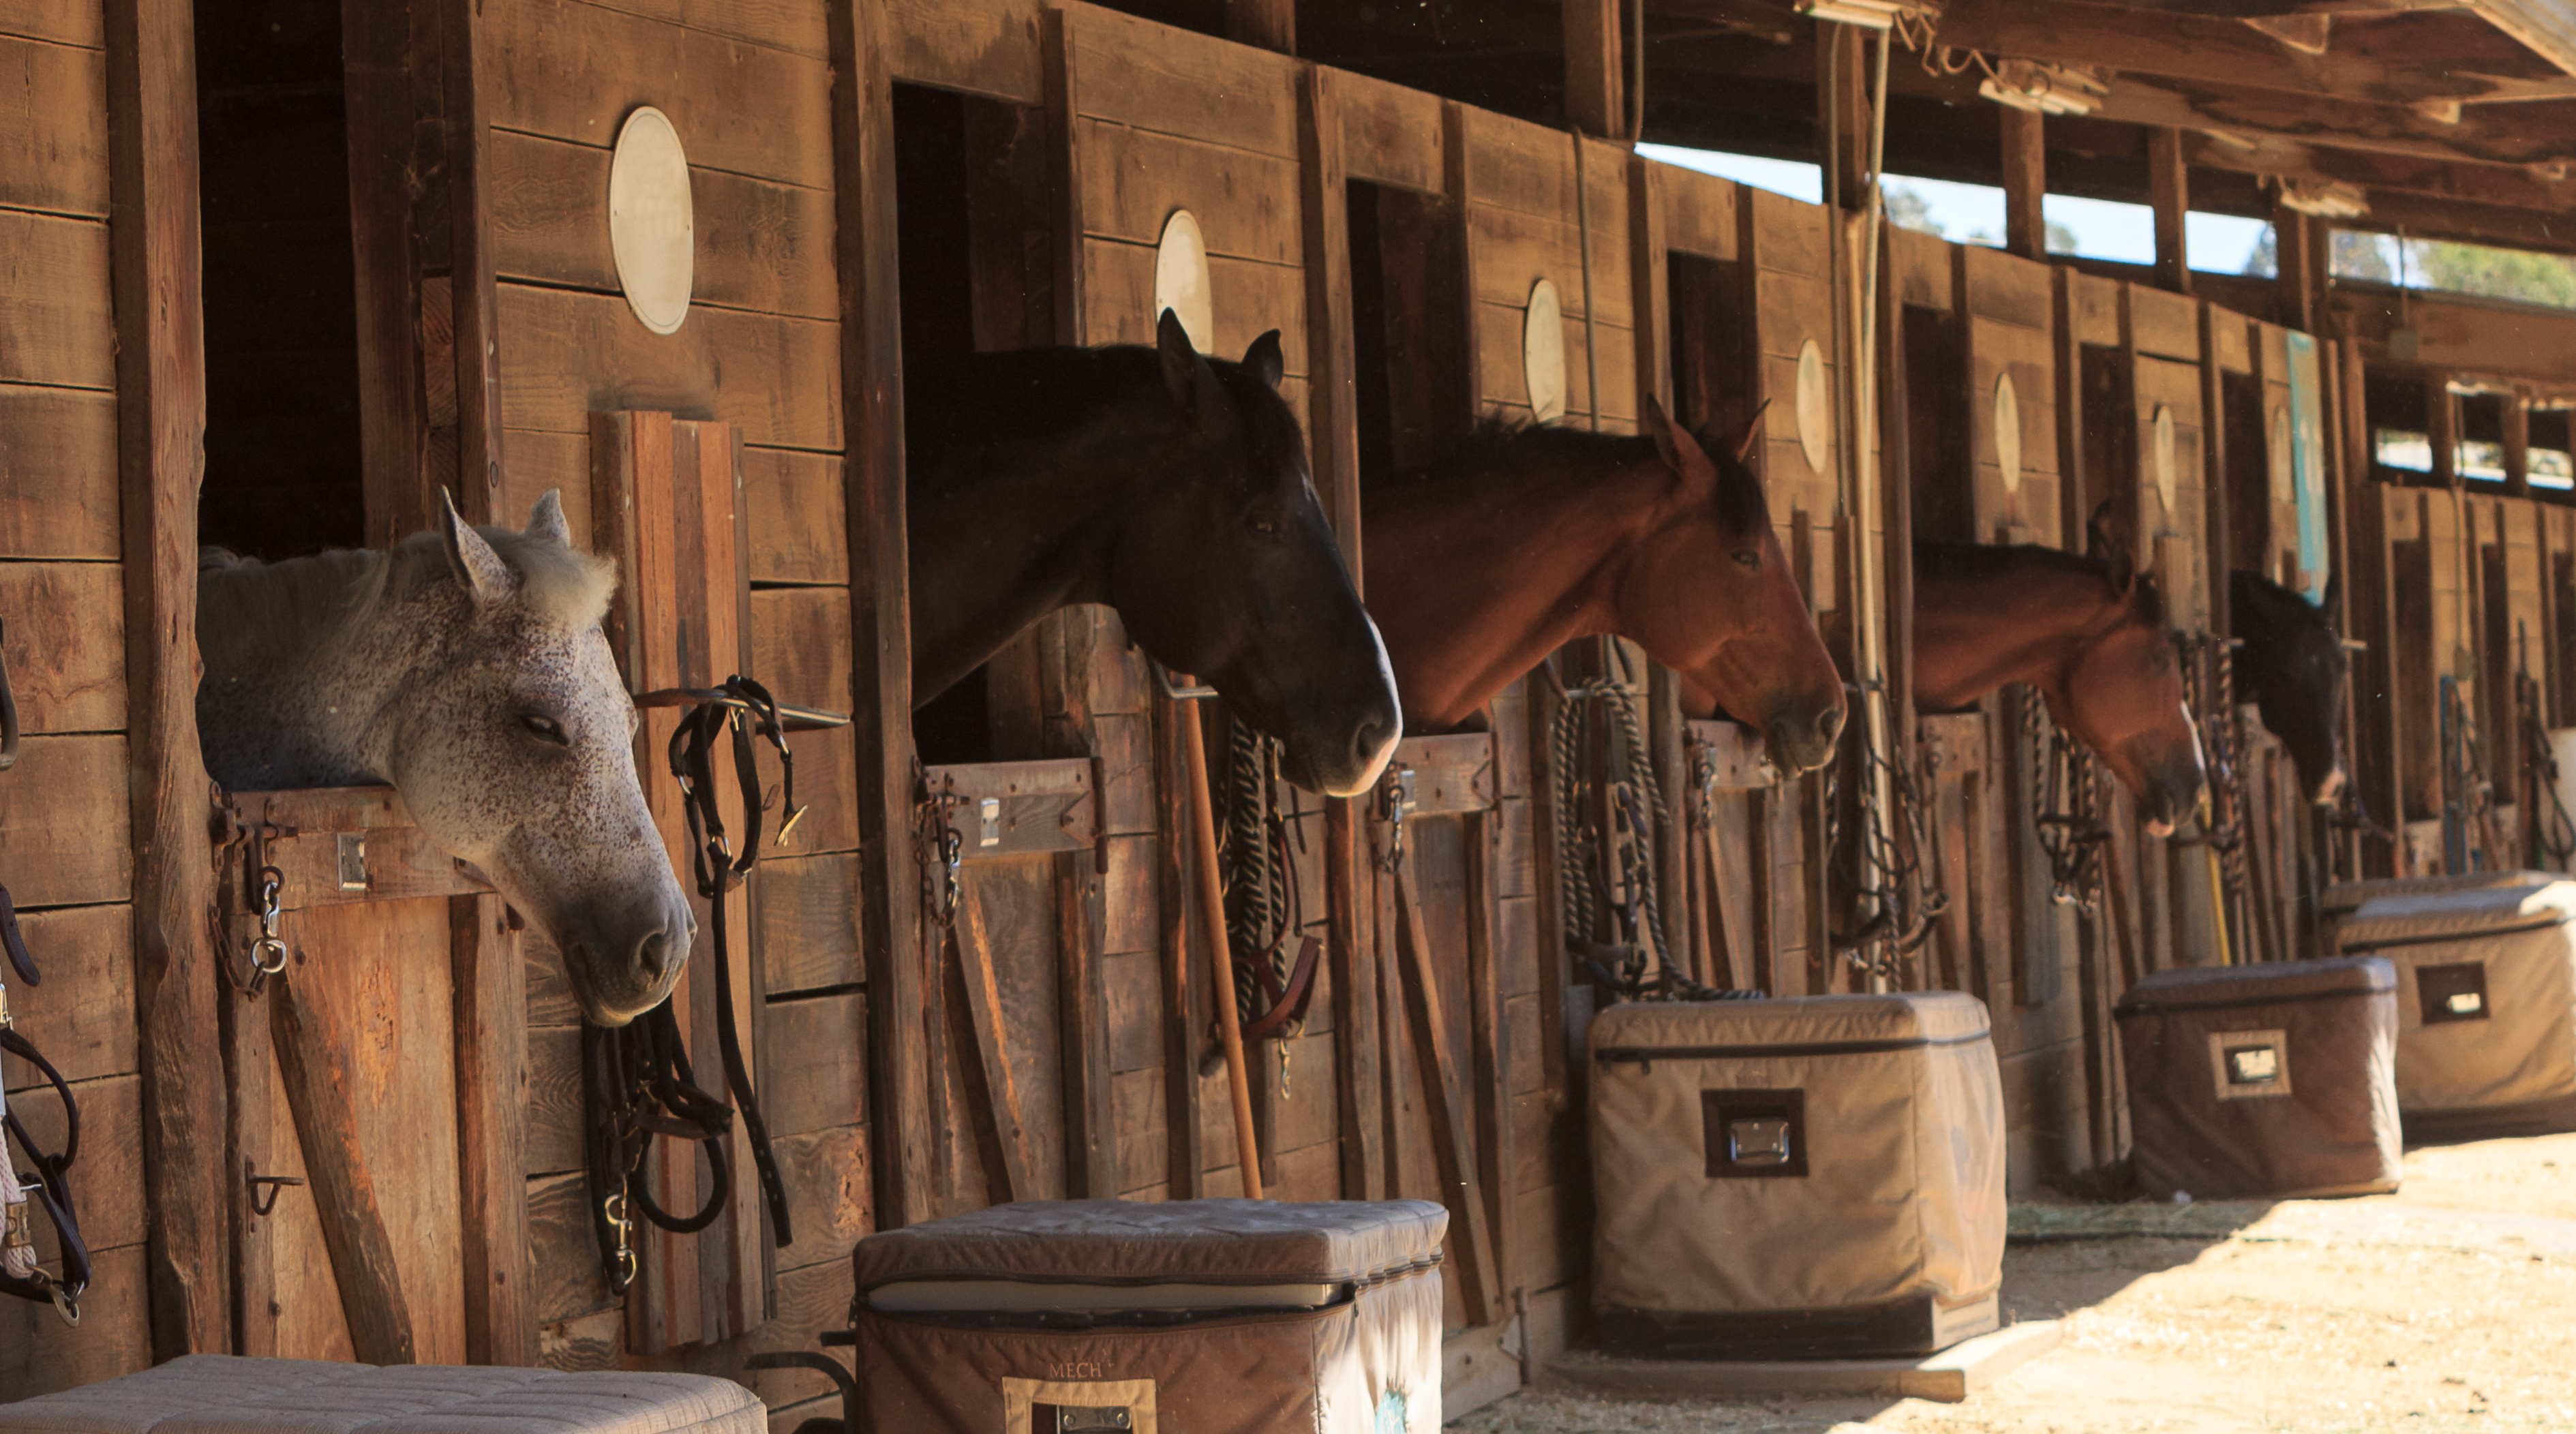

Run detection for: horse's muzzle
[[563, 904, 697, 1026], [1766, 701, 1846, 776]]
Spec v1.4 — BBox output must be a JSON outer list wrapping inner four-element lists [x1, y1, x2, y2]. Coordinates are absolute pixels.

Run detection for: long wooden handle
[[271, 972, 418, 1365], [1179, 698, 1265, 1200]]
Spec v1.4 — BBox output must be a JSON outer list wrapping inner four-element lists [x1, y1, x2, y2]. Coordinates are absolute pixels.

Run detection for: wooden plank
[[1391, 733, 1496, 815], [760, 990, 866, 1138], [0, 33, 106, 217], [443, 0, 504, 518], [832, 0, 922, 1233], [0, 209, 111, 390], [270, 970, 421, 1365], [1333, 67, 1443, 194], [451, 893, 534, 1364], [481, 0, 834, 189], [1078, 240, 1308, 374], [499, 285, 842, 449], [925, 759, 1099, 857], [1153, 686, 1207, 1197], [0, 386, 117, 559], [100, 16, 217, 1353], [0, 904, 134, 1089], [577, 0, 830, 58], [755, 851, 862, 993], [1392, 857, 1500, 1327], [948, 872, 1037, 1202], [0, 1243, 147, 1396], [1057, 848, 1116, 1197], [526, 1172, 616, 1326], [1999, 107, 2044, 262], [2149, 125, 2190, 294], [1076, 121, 1302, 264], [1561, 0, 1622, 138], [490, 132, 838, 321], [885, 0, 1044, 102], [0, 561, 121, 732], [744, 448, 847, 584], [1065, 3, 1298, 157]]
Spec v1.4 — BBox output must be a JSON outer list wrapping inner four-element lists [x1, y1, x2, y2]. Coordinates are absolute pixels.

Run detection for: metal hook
[[245, 1170, 305, 1217]]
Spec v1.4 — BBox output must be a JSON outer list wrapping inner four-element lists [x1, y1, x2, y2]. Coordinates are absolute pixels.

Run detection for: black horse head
[[2230, 568, 2349, 806]]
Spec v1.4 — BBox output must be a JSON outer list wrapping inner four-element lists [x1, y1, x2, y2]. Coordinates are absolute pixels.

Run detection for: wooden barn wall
[[461, 0, 866, 1422], [0, 0, 149, 1396]]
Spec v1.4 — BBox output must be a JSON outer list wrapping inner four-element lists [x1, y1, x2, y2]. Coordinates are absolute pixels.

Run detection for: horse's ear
[[1242, 331, 1284, 390], [2319, 567, 2342, 626], [2086, 500, 2135, 592], [440, 487, 518, 609], [1157, 308, 1210, 409], [526, 489, 573, 548], [1642, 394, 1686, 476], [1705, 399, 1771, 464]]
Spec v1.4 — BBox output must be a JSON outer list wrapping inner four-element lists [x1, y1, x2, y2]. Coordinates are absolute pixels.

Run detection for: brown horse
[[1361, 399, 1846, 774], [1911, 525, 2207, 836]]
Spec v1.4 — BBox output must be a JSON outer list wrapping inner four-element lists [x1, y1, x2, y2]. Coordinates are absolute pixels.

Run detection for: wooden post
[[440, 0, 501, 519], [1563, 0, 1624, 138], [450, 894, 532, 1364], [1227, 0, 1292, 53], [344, 0, 429, 547], [2271, 202, 2316, 335], [271, 974, 418, 1365], [1999, 108, 2047, 262], [828, 0, 930, 1229], [106, 0, 230, 1362], [1815, 21, 1870, 209], [2428, 370, 2457, 489], [2148, 127, 2192, 296], [2504, 393, 2532, 498]]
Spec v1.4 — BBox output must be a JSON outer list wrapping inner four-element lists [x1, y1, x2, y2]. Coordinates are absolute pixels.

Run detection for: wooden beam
[[1936, 0, 2576, 109], [2332, 284, 2576, 386], [2346, 189, 2576, 258], [1391, 856, 1499, 1328], [450, 894, 533, 1364], [2180, 130, 2576, 218], [1564, 0, 1624, 138], [2271, 201, 2317, 334], [2429, 368, 2459, 486], [2472, 1, 2576, 89], [1227, 0, 1292, 53], [828, 0, 930, 1228], [271, 973, 418, 1366], [2097, 72, 2576, 172], [1999, 107, 2048, 260], [441, 0, 501, 521], [106, 0, 228, 1363], [344, 0, 428, 548], [2149, 127, 2192, 294]]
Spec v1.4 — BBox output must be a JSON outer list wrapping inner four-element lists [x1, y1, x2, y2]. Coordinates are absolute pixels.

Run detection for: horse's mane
[[198, 524, 616, 671], [911, 344, 1304, 475], [1380, 417, 1772, 532], [1913, 540, 2166, 629], [2230, 568, 2329, 628]]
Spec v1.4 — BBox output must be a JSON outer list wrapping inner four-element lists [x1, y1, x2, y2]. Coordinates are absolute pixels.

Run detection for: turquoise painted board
[[2287, 332, 2329, 604]]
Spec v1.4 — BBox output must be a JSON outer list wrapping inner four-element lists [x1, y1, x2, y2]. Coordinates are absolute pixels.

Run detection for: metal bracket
[[246, 1169, 305, 1217], [978, 797, 1003, 849], [335, 833, 370, 891], [1151, 662, 1217, 702]]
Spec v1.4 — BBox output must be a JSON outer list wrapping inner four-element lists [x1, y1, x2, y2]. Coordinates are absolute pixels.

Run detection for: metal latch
[[979, 797, 1003, 849], [335, 834, 369, 891], [1052, 1409, 1132, 1434], [1727, 1118, 1793, 1167], [2225, 1045, 2281, 1086]]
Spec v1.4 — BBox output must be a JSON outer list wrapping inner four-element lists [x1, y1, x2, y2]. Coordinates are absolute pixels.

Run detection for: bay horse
[[1910, 523, 2207, 836], [906, 311, 1399, 797], [198, 491, 692, 1026], [2229, 569, 2348, 806], [1361, 399, 1846, 774]]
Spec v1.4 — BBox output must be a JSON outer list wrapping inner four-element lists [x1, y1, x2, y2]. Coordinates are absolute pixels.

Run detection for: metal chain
[[2181, 634, 2249, 918], [914, 767, 965, 932], [2020, 684, 2106, 909], [1831, 682, 1946, 983]]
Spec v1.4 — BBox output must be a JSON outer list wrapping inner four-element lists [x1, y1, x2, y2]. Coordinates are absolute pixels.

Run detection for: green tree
[[2412, 239, 2576, 309], [1884, 182, 1941, 237]]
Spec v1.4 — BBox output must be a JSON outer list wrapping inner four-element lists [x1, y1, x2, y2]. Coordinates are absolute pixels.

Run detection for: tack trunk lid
[[852, 1199, 1448, 1434], [2337, 880, 2576, 1135], [1588, 992, 2005, 1359], [2114, 956, 2401, 1200]]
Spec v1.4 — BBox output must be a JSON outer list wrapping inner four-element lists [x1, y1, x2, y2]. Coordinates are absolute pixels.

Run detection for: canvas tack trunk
[[2336, 880, 2576, 1136], [2315, 871, 2556, 958], [1588, 992, 2006, 1360], [2113, 957, 2401, 1200], [851, 1199, 1446, 1434]]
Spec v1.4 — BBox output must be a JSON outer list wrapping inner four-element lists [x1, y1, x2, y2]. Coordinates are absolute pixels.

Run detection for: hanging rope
[[2179, 634, 2249, 913], [1555, 672, 1756, 1002], [1827, 681, 1947, 984], [2520, 667, 2576, 870], [1217, 722, 1318, 1049], [2020, 684, 2108, 910]]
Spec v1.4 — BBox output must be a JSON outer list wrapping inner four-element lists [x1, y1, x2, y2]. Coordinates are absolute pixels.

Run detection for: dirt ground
[[1451, 1133, 2576, 1434]]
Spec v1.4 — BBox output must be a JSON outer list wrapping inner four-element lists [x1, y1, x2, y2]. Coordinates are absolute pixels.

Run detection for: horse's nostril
[[1817, 706, 1845, 744], [635, 930, 675, 981]]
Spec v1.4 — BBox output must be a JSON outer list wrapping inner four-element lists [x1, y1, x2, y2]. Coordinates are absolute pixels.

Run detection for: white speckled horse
[[197, 491, 692, 1026]]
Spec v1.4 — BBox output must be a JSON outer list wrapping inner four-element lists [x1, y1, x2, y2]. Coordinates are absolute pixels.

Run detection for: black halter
[[582, 677, 813, 1294], [0, 620, 85, 1324]]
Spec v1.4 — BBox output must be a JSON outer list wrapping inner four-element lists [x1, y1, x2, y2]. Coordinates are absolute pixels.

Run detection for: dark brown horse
[[1361, 399, 1846, 774], [1911, 525, 2207, 836], [907, 312, 1399, 797], [2230, 568, 2348, 806]]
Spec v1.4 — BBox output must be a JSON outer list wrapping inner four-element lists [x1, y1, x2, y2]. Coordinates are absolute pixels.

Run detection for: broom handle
[[1180, 694, 1267, 1199]]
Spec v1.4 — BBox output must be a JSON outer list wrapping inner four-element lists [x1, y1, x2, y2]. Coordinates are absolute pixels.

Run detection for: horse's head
[[2051, 517, 2206, 837], [1629, 398, 1846, 774], [1114, 310, 1401, 797], [2232, 568, 2349, 806], [391, 491, 694, 1026]]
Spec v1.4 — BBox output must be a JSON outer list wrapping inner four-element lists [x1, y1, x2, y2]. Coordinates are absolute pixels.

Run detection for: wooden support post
[[2428, 370, 2458, 489], [1227, 0, 1292, 53], [450, 893, 532, 1364], [1392, 859, 1500, 1327], [1815, 20, 1870, 209], [2149, 127, 2192, 296], [1055, 852, 1117, 1199], [829, 0, 930, 1229], [2504, 393, 2532, 498], [1563, 0, 1624, 138], [106, 0, 230, 1362], [271, 973, 417, 1365], [343, 0, 429, 547], [440, 0, 501, 518], [2271, 202, 2316, 335], [1153, 682, 1208, 1199], [1999, 108, 2047, 262]]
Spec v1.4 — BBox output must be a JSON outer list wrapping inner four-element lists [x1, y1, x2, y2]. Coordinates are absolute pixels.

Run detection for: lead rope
[[2021, 684, 2107, 910], [1219, 723, 1316, 1090]]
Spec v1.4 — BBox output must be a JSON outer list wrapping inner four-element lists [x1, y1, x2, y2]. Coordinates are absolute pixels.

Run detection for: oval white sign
[[1524, 278, 1566, 423], [1153, 210, 1215, 353], [608, 107, 695, 336]]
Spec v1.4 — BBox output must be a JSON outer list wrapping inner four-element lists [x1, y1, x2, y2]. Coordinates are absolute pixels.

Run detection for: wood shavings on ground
[[1453, 1133, 2576, 1433]]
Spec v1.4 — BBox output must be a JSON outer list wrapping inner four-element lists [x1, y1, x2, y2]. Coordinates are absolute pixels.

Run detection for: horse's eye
[[520, 714, 570, 747], [1731, 550, 1759, 570], [1250, 517, 1279, 538]]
